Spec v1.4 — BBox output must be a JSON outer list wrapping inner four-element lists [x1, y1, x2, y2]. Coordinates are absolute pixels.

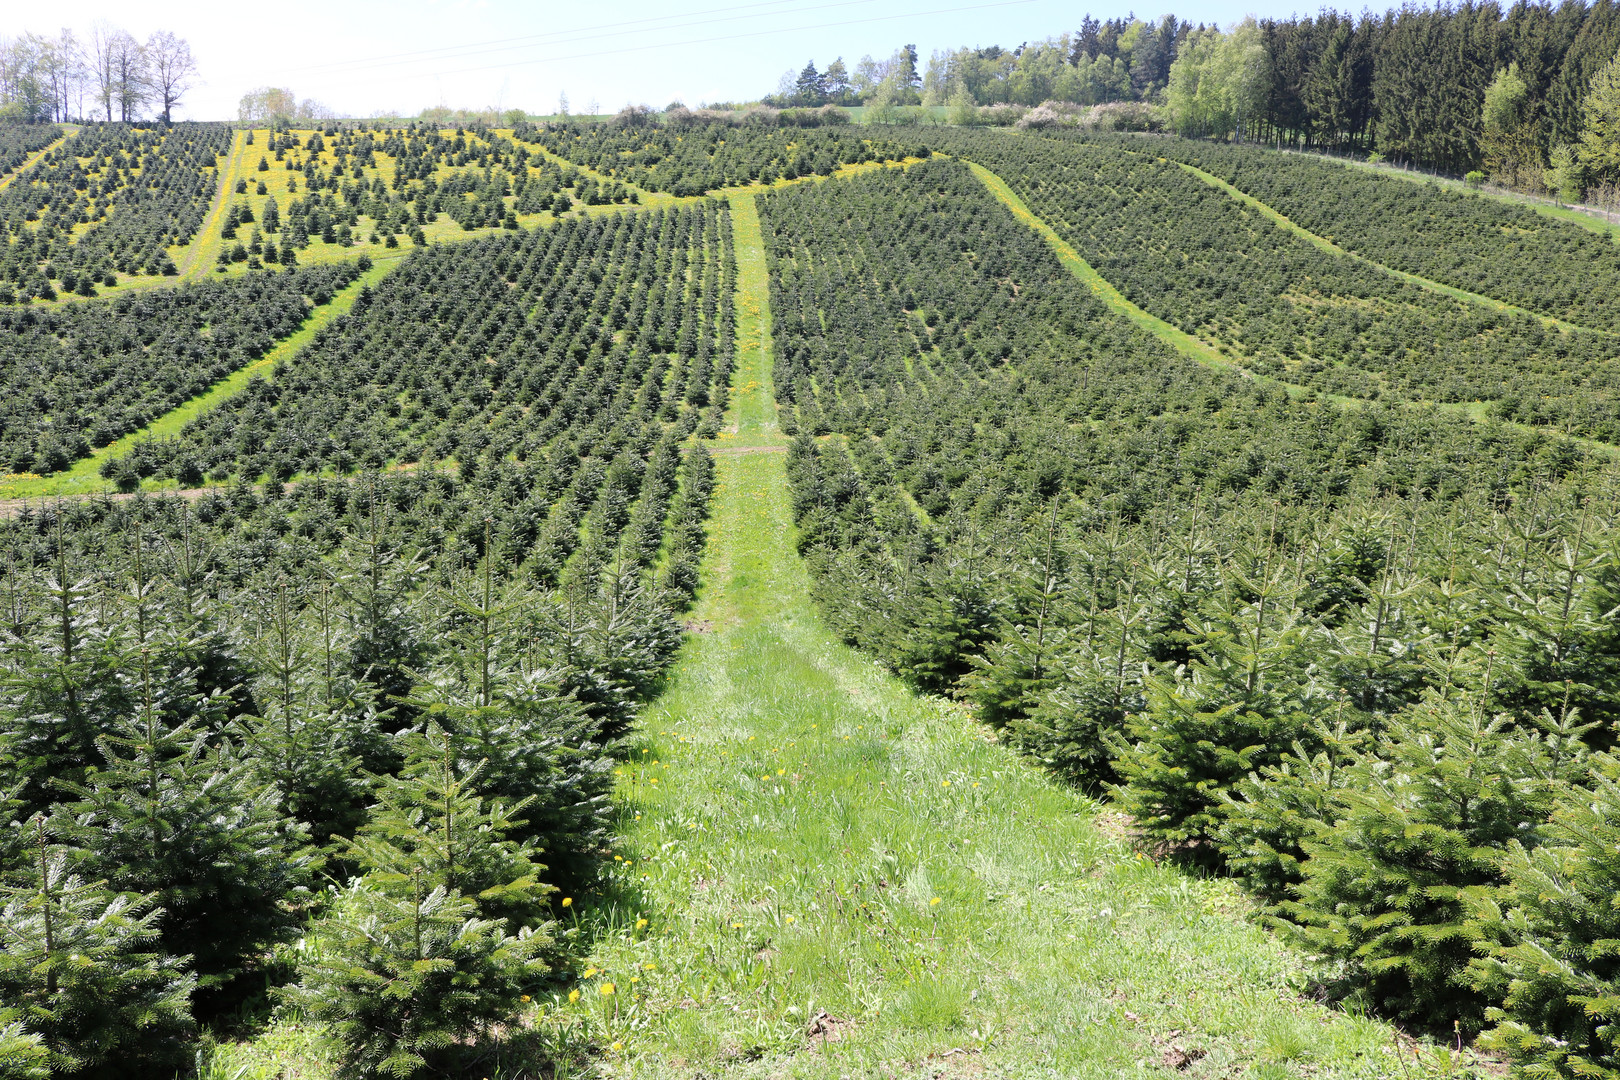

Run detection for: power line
[[317, 0, 1042, 88], [279, 0, 838, 77]]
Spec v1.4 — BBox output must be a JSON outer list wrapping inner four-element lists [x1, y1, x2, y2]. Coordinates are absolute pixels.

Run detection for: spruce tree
[[284, 726, 554, 1078], [1281, 672, 1583, 1032]]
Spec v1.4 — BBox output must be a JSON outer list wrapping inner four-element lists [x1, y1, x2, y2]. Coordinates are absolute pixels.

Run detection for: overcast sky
[[14, 0, 1292, 121]]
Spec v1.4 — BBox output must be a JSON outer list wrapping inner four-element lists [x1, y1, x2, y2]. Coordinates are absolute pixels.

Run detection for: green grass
[[716, 193, 780, 446], [0, 263, 391, 501], [963, 160, 1241, 377], [1171, 159, 1614, 337], [524, 446, 1407, 1079]]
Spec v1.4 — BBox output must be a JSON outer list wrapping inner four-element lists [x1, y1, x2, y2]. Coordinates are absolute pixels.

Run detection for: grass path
[[0, 136, 67, 192], [963, 161, 1239, 377], [179, 128, 252, 280], [530, 191, 1408, 1080], [0, 263, 391, 501], [1172, 159, 1614, 337], [717, 193, 782, 446]]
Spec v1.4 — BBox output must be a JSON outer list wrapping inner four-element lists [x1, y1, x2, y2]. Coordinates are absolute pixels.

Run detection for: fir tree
[[0, 820, 194, 1079], [57, 656, 309, 1018], [1282, 668, 1584, 1032], [1467, 748, 1620, 1076]]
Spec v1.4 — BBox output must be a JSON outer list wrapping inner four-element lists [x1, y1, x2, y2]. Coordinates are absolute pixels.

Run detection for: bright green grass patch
[[0, 262, 391, 501], [716, 193, 781, 447]]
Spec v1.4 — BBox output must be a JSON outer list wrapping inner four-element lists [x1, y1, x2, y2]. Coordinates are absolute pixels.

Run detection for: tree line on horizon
[[0, 26, 197, 125], [768, 0, 1620, 197]]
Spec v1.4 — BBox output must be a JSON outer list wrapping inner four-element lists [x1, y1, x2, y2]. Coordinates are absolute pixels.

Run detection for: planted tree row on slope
[[516, 118, 931, 195], [1140, 134, 1620, 335], [0, 362, 718, 1075], [761, 160, 1620, 1064], [0, 122, 233, 300], [0, 263, 360, 477], [0, 122, 61, 179], [937, 129, 1620, 442], [216, 125, 638, 276], [116, 202, 735, 502]]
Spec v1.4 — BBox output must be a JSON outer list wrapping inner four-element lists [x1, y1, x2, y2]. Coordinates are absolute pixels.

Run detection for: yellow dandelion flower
[[643, 962, 656, 970], [568, 989, 581, 1003], [630, 976, 641, 984], [521, 994, 531, 1002], [562, 897, 573, 907], [929, 897, 942, 907], [584, 966, 599, 977], [636, 918, 648, 929], [732, 922, 743, 929], [611, 1041, 623, 1051], [785, 915, 795, 923]]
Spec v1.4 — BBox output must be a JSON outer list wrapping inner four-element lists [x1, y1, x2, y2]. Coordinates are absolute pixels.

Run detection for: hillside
[[2, 120, 1619, 1080]]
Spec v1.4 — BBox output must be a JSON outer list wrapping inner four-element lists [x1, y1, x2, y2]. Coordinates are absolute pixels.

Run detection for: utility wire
[[280, 0, 843, 76], [315, 0, 1040, 87]]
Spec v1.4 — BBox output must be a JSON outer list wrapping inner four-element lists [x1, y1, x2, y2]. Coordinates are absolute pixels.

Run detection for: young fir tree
[[0, 820, 194, 1079], [413, 550, 612, 896], [962, 499, 1076, 729], [343, 725, 556, 930], [1215, 709, 1369, 908], [0, 543, 131, 815], [1112, 549, 1324, 860], [284, 726, 554, 1079], [241, 578, 380, 850], [1281, 671, 1587, 1033], [0, 1010, 48, 1080], [1467, 749, 1620, 1076], [57, 656, 310, 1018]]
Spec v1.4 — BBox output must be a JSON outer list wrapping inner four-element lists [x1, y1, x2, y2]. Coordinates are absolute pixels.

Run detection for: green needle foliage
[[1468, 751, 1620, 1077], [285, 726, 556, 1079], [0, 1011, 47, 1080], [0, 823, 194, 1079], [55, 658, 310, 1018], [1280, 678, 1588, 1033]]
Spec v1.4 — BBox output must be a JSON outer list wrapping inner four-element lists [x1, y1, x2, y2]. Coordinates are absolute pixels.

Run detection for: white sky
[[11, 0, 1280, 121]]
